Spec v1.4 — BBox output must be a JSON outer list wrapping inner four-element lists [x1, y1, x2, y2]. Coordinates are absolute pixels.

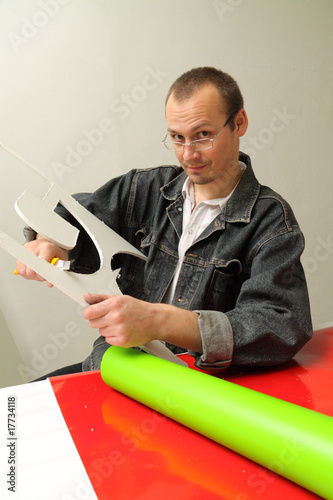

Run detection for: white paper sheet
[[0, 380, 98, 500]]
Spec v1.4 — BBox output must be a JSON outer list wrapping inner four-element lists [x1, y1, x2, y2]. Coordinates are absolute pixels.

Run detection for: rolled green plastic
[[101, 347, 333, 499]]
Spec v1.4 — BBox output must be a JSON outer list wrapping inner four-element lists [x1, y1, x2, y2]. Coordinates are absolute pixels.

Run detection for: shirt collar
[[161, 152, 260, 224], [181, 161, 247, 210]]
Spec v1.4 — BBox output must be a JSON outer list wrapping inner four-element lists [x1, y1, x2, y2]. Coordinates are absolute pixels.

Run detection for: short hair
[[166, 67, 244, 130]]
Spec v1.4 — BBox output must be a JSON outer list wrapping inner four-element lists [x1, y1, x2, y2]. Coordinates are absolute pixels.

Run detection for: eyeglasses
[[162, 111, 237, 152]]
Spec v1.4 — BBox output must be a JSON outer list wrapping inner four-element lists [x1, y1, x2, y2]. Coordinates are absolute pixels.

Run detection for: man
[[17, 67, 312, 376]]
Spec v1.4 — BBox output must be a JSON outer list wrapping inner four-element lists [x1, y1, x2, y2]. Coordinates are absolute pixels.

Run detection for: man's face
[[165, 84, 247, 199]]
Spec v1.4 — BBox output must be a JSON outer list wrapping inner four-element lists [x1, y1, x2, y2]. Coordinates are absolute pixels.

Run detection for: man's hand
[[15, 237, 69, 288], [83, 294, 160, 348], [83, 293, 202, 353]]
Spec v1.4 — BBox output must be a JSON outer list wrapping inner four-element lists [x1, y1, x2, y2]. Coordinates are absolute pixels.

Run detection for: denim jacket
[[60, 152, 312, 371]]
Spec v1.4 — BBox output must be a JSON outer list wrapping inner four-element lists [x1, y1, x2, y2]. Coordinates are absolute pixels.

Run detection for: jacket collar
[[161, 152, 260, 224]]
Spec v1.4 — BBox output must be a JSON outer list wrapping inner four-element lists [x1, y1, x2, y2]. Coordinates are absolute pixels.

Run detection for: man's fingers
[[15, 262, 45, 282], [15, 240, 68, 284], [84, 293, 112, 305], [83, 294, 114, 321]]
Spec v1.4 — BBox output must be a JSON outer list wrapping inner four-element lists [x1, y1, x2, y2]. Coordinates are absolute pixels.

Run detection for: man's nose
[[182, 144, 201, 162]]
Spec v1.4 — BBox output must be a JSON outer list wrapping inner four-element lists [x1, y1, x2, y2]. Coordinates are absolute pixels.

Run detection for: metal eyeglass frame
[[162, 111, 238, 152]]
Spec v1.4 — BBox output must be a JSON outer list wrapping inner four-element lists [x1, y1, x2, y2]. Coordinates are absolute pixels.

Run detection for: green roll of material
[[101, 347, 333, 499]]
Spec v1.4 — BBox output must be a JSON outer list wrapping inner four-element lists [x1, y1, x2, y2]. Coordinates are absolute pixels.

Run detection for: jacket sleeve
[[192, 229, 313, 370]]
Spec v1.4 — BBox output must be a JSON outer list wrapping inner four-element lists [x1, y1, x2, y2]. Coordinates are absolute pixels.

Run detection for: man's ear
[[235, 108, 248, 137]]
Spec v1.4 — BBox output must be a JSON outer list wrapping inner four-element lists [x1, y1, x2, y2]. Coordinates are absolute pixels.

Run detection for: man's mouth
[[185, 164, 207, 171]]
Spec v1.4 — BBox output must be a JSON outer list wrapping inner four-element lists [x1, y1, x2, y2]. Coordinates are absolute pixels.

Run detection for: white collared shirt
[[163, 161, 246, 303]]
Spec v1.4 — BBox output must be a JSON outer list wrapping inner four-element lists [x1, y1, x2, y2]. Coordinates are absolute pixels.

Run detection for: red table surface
[[51, 326, 333, 500]]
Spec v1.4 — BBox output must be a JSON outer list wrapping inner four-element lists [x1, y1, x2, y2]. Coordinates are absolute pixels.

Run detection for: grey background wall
[[0, 0, 332, 387]]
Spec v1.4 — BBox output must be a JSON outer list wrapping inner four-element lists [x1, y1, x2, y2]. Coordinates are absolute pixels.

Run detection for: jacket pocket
[[139, 227, 153, 253], [204, 259, 243, 312]]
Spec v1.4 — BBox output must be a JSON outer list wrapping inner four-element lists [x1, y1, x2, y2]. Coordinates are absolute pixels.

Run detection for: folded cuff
[[189, 310, 234, 370], [23, 226, 37, 242]]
